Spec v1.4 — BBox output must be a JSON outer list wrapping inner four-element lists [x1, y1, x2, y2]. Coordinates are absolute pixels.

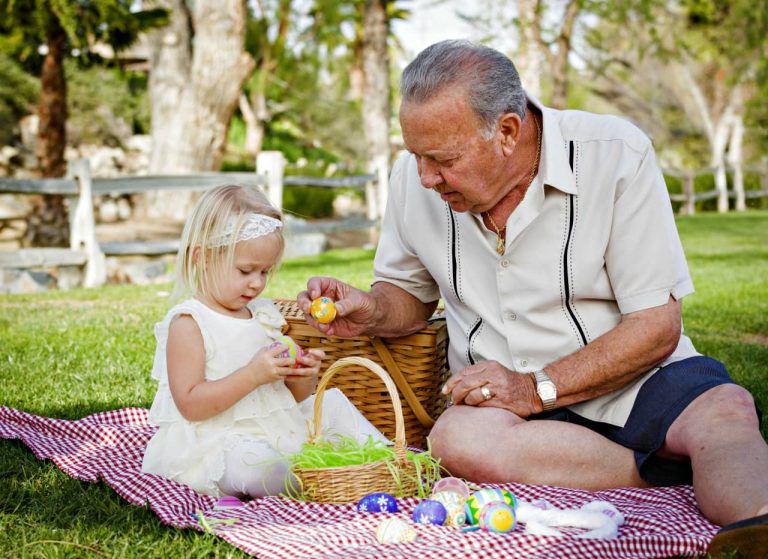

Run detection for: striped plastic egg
[[464, 488, 517, 525], [376, 517, 417, 544]]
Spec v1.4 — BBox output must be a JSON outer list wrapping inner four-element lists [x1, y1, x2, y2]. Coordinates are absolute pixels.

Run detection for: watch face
[[538, 382, 556, 400]]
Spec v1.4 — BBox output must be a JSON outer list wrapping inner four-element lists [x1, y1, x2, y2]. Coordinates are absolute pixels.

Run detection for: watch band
[[532, 369, 557, 411]]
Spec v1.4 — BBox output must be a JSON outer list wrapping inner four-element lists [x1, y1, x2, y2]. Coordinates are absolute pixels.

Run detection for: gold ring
[[480, 386, 492, 401]]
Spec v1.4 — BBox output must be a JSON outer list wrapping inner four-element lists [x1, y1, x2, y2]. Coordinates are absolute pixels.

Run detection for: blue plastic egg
[[357, 492, 398, 513], [412, 499, 447, 525]]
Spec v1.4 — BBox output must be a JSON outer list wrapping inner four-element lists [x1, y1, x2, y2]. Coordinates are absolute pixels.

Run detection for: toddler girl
[[141, 184, 386, 497]]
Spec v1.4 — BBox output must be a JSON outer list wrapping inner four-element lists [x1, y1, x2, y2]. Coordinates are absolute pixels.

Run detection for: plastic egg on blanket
[[478, 502, 516, 533], [376, 517, 417, 544], [412, 499, 447, 526], [432, 477, 471, 501], [310, 296, 337, 324], [431, 490, 466, 527], [357, 492, 398, 513], [268, 335, 304, 368], [465, 488, 517, 525]]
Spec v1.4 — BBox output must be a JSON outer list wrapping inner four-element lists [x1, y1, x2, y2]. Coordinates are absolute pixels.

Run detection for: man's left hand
[[442, 360, 540, 418]]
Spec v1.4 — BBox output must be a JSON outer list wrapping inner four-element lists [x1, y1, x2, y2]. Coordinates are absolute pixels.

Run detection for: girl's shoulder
[[248, 298, 287, 334]]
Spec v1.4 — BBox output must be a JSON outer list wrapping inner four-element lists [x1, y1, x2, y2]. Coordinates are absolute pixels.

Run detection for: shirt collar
[[528, 93, 578, 195]]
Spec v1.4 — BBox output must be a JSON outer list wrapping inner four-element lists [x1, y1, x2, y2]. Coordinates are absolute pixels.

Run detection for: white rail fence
[[0, 152, 377, 287], [1, 154, 767, 288]]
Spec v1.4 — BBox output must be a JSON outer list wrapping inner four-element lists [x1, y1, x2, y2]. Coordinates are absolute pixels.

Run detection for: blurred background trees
[[1, 0, 766, 245]]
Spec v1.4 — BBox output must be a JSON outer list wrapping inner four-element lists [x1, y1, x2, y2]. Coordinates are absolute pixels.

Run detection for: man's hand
[[298, 276, 378, 337], [442, 360, 540, 418]]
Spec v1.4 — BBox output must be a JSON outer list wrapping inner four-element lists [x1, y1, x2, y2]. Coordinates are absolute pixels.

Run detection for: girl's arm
[[166, 315, 296, 421]]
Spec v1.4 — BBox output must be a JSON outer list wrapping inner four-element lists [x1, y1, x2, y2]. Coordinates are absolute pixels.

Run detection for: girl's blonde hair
[[173, 184, 284, 301]]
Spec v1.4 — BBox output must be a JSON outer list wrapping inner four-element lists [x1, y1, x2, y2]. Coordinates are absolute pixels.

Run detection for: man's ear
[[498, 112, 522, 156]]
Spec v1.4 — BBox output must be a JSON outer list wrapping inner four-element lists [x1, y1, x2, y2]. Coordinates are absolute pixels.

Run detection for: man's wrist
[[531, 369, 557, 411]]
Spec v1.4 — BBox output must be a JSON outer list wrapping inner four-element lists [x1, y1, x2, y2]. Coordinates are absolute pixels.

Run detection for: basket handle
[[310, 356, 408, 459], [371, 337, 436, 429]]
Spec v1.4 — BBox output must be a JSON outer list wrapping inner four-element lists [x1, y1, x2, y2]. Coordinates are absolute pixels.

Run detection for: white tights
[[217, 438, 289, 498], [216, 389, 388, 498]]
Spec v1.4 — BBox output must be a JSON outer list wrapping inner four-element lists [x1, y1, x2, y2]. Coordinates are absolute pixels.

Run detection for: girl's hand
[[284, 348, 325, 381], [246, 344, 301, 386], [283, 349, 325, 402]]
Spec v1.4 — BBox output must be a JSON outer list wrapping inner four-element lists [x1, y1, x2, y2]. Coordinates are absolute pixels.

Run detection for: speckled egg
[[431, 490, 466, 527], [310, 296, 337, 324], [478, 502, 516, 533], [412, 499, 447, 526], [376, 517, 417, 544], [268, 335, 304, 367], [464, 488, 517, 525], [357, 492, 398, 513]]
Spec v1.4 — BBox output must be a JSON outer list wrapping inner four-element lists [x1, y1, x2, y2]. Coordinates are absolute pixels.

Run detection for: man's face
[[399, 88, 517, 214]]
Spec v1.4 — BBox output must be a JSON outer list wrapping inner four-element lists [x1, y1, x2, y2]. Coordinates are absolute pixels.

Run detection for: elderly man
[[298, 40, 768, 556]]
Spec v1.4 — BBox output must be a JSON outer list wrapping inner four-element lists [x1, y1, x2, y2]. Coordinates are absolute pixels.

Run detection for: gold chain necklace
[[484, 113, 542, 255]]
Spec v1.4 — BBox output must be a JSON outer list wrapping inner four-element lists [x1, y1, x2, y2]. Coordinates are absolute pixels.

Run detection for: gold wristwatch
[[531, 369, 557, 411]]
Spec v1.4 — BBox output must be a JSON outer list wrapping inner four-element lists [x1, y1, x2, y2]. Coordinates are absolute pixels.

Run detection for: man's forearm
[[545, 297, 682, 407], [367, 281, 438, 338]]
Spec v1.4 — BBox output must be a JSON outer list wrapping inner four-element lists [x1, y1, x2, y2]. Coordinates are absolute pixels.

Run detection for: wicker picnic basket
[[291, 356, 420, 504], [275, 299, 450, 449]]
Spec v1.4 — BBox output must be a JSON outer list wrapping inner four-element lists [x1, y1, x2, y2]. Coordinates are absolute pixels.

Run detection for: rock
[[0, 269, 54, 294]]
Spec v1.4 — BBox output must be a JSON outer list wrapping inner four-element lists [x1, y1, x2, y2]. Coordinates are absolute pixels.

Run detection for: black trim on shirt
[[564, 141, 589, 347]]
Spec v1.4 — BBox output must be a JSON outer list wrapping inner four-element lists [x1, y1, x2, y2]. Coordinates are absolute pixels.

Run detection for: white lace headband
[[207, 213, 283, 248]]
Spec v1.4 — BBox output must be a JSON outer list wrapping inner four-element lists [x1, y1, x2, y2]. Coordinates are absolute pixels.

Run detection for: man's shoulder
[[551, 108, 651, 154]]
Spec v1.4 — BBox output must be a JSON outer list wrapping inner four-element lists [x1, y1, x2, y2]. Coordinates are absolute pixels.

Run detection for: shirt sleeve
[[605, 142, 694, 314], [373, 152, 441, 303]]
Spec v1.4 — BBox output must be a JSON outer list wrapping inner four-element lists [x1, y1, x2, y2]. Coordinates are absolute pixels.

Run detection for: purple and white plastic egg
[[357, 492, 398, 514], [411, 499, 447, 526]]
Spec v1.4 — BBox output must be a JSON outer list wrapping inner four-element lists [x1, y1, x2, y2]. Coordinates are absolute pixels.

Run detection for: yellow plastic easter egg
[[310, 296, 337, 324]]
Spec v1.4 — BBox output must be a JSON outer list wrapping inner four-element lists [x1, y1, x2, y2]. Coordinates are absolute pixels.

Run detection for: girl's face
[[200, 234, 282, 317]]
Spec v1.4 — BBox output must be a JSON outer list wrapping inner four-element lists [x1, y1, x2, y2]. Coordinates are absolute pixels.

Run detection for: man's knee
[[669, 384, 760, 449], [428, 406, 523, 479]]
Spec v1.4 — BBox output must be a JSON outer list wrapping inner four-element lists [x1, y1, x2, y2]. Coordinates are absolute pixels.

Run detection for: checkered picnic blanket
[[0, 405, 717, 558]]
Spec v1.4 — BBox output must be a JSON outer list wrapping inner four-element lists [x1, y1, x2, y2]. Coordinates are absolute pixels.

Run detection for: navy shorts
[[533, 356, 739, 486]]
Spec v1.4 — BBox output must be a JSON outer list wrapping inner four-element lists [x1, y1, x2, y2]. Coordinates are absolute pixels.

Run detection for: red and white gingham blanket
[[0, 405, 717, 558]]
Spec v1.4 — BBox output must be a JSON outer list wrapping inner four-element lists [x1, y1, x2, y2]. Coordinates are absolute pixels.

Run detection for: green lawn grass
[[1, 214, 766, 558]]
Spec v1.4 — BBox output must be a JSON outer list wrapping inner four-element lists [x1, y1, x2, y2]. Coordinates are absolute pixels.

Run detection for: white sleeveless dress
[[141, 297, 386, 497]]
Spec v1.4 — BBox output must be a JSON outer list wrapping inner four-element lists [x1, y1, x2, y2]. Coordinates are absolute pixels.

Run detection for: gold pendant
[[496, 235, 505, 255]]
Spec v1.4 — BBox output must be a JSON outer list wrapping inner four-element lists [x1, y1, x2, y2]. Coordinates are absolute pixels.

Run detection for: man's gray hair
[[400, 40, 527, 139]]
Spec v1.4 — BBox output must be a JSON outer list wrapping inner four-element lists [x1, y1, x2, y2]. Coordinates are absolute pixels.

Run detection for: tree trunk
[[549, 0, 580, 109], [240, 92, 266, 159], [28, 14, 69, 247], [727, 89, 746, 212], [362, 0, 390, 220], [516, 0, 544, 97], [143, 0, 254, 220]]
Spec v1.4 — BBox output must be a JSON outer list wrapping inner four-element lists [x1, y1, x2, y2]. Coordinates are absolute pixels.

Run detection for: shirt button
[[506, 312, 517, 321], [520, 359, 529, 367], [500, 258, 511, 268]]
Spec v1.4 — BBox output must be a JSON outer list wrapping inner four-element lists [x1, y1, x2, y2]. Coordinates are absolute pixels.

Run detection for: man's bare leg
[[662, 384, 768, 526], [429, 405, 648, 491]]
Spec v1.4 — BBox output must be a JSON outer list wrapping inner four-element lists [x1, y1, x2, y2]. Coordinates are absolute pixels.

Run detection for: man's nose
[[418, 158, 443, 189]]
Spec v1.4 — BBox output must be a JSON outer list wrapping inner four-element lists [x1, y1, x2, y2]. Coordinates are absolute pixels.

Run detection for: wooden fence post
[[68, 159, 106, 287], [257, 151, 286, 210]]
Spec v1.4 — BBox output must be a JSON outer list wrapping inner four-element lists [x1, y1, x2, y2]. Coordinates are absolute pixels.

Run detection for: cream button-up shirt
[[374, 95, 699, 427]]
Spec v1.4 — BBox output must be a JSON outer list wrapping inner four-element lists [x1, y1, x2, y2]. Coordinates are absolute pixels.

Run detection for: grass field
[[1, 211, 766, 558]]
